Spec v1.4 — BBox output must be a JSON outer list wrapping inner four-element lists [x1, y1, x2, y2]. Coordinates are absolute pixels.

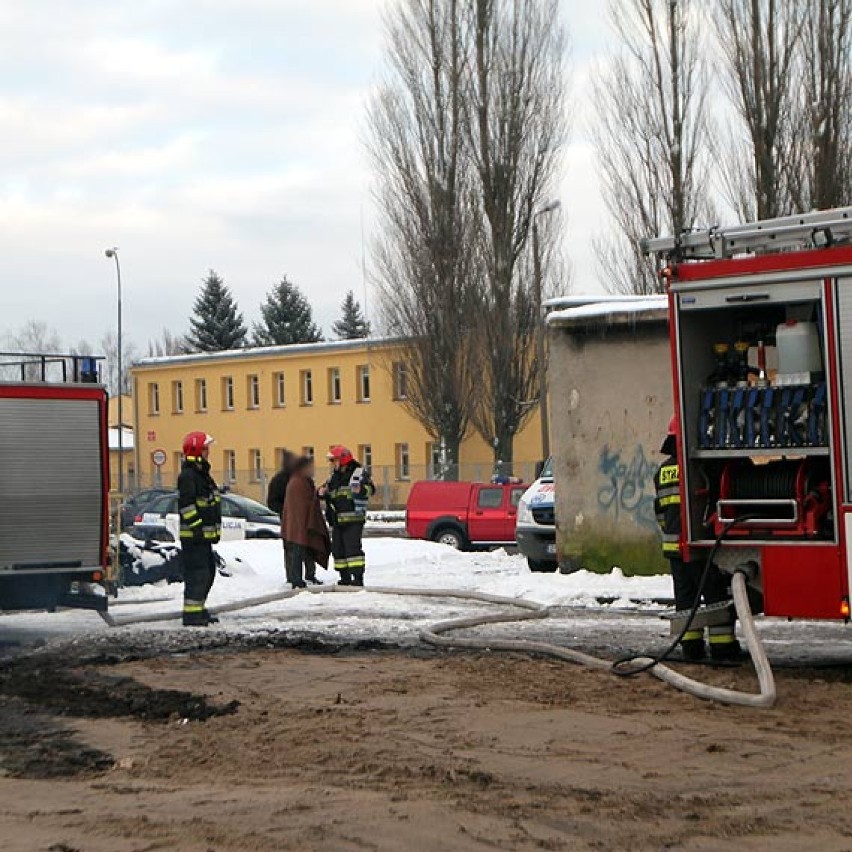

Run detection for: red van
[[405, 481, 527, 550]]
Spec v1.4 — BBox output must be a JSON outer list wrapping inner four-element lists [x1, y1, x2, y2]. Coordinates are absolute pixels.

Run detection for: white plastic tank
[[776, 320, 822, 376]]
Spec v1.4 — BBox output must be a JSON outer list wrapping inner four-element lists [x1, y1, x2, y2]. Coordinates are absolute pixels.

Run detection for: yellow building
[[107, 393, 134, 494], [131, 339, 542, 507]]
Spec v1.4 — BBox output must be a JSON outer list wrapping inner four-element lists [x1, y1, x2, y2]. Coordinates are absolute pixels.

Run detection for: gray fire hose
[[101, 570, 776, 708]]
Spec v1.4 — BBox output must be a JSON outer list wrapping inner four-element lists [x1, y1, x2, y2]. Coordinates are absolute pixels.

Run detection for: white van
[[515, 458, 557, 572]]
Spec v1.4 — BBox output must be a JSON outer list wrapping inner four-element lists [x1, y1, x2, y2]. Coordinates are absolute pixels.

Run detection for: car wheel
[[433, 527, 466, 550], [527, 558, 558, 573]]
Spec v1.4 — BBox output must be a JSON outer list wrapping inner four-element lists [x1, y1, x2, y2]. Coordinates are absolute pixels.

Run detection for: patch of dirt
[[3, 645, 852, 850], [0, 647, 239, 781]]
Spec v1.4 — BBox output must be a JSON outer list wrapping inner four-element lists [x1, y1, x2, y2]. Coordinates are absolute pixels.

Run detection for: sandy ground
[[4, 646, 852, 851]]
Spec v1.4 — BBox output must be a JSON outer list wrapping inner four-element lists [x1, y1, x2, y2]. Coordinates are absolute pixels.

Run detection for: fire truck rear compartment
[[676, 286, 835, 546]]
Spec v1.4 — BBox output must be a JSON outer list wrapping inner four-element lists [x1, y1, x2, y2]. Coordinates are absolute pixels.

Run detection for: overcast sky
[[0, 0, 610, 351]]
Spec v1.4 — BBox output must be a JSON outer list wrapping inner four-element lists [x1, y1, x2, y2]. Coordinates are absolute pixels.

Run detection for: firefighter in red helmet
[[177, 431, 222, 626], [319, 445, 375, 586], [654, 416, 741, 661]]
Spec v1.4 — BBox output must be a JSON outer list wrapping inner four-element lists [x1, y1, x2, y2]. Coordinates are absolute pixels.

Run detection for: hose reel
[[713, 459, 830, 537]]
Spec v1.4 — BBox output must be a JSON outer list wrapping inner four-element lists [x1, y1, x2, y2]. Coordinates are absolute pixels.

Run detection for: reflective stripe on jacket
[[178, 459, 222, 544], [654, 456, 681, 560]]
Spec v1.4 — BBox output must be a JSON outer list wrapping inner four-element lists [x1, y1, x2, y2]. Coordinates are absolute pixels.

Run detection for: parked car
[[120, 487, 175, 530], [137, 491, 281, 541], [515, 457, 557, 572], [405, 480, 527, 550]]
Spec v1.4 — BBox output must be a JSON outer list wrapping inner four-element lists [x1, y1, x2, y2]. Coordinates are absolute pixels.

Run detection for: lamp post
[[533, 200, 560, 461], [104, 247, 124, 496]]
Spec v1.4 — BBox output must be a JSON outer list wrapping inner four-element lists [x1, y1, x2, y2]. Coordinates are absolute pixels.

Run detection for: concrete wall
[[548, 317, 671, 575]]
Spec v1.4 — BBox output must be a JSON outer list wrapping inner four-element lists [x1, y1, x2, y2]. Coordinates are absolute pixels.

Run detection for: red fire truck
[[0, 352, 110, 613], [642, 207, 852, 622]]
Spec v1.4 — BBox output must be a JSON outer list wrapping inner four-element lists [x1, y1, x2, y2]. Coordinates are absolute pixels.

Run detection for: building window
[[393, 362, 408, 400], [301, 370, 313, 405], [148, 382, 160, 416], [173, 451, 183, 473], [247, 374, 260, 409], [222, 376, 234, 411], [195, 378, 208, 412], [395, 443, 410, 481], [224, 450, 237, 484], [273, 372, 286, 407], [302, 446, 315, 459], [328, 367, 342, 404], [358, 444, 373, 470], [427, 442, 443, 479], [172, 380, 184, 414], [249, 449, 262, 481], [357, 364, 371, 402]]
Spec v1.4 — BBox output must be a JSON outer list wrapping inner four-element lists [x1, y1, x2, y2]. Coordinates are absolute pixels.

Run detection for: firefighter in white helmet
[[178, 431, 222, 626], [655, 416, 742, 662]]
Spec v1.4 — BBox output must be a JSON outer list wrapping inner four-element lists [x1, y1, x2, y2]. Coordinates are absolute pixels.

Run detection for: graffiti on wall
[[597, 444, 658, 532]]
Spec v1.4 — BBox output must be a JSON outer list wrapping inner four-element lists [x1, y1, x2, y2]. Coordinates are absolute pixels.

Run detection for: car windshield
[[540, 457, 553, 480], [146, 494, 178, 514]]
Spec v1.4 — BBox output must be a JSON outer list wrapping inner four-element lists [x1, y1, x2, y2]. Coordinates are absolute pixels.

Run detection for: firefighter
[[320, 445, 375, 586], [178, 431, 222, 627], [655, 416, 742, 662]]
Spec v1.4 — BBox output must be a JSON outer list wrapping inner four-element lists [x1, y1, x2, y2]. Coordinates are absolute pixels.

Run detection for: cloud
[[0, 0, 608, 347]]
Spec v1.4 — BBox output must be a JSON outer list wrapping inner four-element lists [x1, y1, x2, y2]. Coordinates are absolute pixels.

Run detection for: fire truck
[[642, 207, 852, 622], [0, 352, 110, 613]]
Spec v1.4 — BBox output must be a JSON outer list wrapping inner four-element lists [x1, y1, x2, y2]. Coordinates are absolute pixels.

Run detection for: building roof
[[133, 336, 400, 370], [547, 296, 668, 329]]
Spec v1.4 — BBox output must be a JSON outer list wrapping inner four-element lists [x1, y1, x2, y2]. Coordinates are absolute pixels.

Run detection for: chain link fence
[[128, 461, 541, 510]]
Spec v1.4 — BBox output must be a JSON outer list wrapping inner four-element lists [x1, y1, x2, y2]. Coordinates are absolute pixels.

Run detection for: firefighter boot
[[351, 568, 365, 587], [708, 623, 744, 661], [681, 630, 706, 662], [182, 609, 210, 627], [338, 570, 353, 586], [202, 609, 220, 625]]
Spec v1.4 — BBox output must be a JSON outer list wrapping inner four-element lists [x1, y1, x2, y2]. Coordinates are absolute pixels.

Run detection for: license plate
[[546, 543, 556, 555]]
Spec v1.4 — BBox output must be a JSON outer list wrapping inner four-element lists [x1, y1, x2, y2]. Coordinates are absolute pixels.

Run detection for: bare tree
[[787, 0, 852, 210], [715, 0, 805, 221], [468, 0, 567, 464], [594, 0, 713, 295], [3, 320, 63, 380], [368, 0, 479, 471], [147, 328, 189, 357], [100, 330, 136, 397]]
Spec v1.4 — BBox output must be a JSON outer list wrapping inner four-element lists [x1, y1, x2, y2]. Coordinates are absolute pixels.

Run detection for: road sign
[[151, 448, 167, 467]]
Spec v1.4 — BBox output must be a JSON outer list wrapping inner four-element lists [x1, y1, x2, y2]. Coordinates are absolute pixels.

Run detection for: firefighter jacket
[[324, 461, 375, 526], [654, 454, 681, 559], [178, 458, 222, 545]]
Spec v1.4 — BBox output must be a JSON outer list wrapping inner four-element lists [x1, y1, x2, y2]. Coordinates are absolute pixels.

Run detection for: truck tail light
[[842, 598, 850, 619], [134, 513, 143, 523], [92, 571, 103, 582]]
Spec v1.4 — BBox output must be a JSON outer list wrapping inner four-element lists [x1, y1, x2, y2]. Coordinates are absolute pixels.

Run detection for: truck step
[[663, 600, 734, 636]]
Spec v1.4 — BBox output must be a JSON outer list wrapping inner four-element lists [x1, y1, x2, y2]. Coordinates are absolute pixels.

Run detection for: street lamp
[[533, 200, 560, 461], [104, 247, 124, 496]]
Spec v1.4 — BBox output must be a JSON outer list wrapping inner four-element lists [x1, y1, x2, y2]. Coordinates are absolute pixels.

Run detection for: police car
[[515, 458, 557, 572], [137, 491, 281, 542]]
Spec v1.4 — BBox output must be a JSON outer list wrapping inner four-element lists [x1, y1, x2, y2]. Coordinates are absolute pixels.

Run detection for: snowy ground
[[4, 538, 852, 667], [0, 538, 669, 640]]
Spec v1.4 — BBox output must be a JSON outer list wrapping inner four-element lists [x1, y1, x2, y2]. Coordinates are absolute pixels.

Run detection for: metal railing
[[0, 352, 104, 384]]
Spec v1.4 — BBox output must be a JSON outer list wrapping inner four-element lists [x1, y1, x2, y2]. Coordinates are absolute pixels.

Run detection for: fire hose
[[102, 573, 776, 709]]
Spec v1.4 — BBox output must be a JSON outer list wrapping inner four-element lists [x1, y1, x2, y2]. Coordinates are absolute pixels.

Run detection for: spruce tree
[[186, 270, 248, 352], [253, 276, 323, 345], [332, 290, 371, 340]]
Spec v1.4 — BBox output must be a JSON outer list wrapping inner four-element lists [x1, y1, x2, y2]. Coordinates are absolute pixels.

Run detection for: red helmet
[[667, 415, 679, 438], [183, 431, 214, 458], [327, 445, 354, 465]]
